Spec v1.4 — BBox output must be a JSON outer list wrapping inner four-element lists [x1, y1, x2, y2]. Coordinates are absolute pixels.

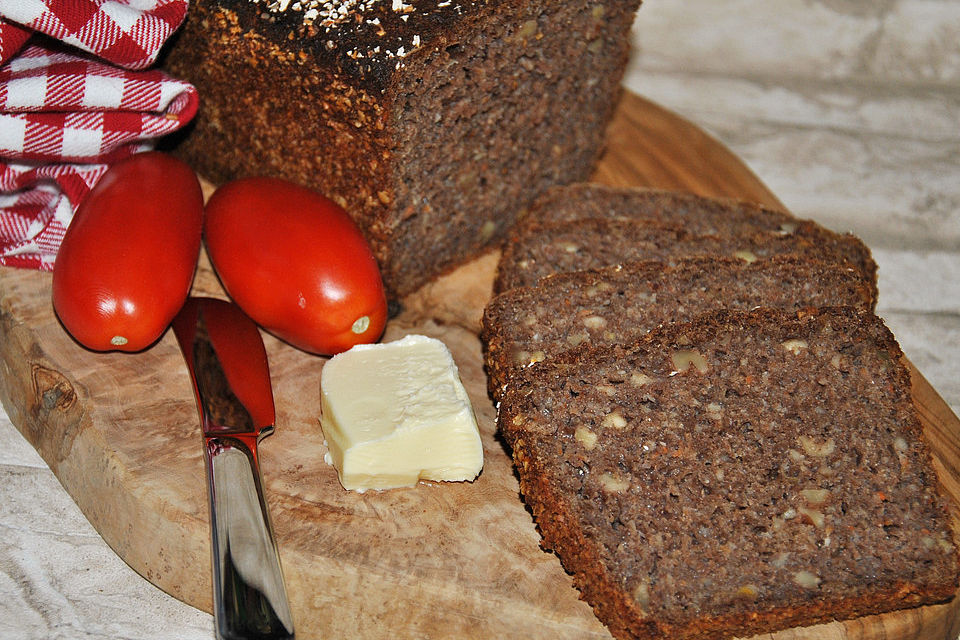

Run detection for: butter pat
[[320, 334, 483, 491]]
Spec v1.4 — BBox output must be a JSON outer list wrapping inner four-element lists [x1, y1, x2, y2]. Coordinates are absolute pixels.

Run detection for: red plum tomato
[[51, 152, 204, 352], [203, 177, 387, 356]]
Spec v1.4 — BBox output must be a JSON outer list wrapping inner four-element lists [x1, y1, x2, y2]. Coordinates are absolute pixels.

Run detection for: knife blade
[[172, 297, 295, 640]]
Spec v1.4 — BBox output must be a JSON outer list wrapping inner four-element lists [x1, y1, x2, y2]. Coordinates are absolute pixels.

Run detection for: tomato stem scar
[[351, 316, 370, 334], [111, 336, 128, 346]]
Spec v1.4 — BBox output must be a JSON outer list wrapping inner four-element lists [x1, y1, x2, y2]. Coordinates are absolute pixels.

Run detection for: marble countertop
[[2, 2, 958, 639]]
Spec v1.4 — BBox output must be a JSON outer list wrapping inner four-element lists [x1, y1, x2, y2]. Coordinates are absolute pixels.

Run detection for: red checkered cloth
[[0, 0, 189, 70], [0, 1, 196, 271]]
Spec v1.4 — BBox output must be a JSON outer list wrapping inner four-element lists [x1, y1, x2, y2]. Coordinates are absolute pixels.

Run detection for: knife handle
[[205, 435, 295, 640]]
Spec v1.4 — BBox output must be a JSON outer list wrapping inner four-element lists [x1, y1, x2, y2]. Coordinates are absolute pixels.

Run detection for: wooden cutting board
[[2, 91, 960, 640]]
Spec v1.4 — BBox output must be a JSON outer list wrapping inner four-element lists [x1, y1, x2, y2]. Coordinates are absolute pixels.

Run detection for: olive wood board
[[2, 91, 959, 640]]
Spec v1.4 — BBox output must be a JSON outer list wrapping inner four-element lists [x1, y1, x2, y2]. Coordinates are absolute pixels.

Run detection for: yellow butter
[[320, 334, 483, 491]]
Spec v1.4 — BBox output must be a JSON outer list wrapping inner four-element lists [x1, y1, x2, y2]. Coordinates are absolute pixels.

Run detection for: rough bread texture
[[482, 256, 877, 401], [519, 184, 798, 236], [498, 307, 959, 640], [493, 215, 878, 293], [161, 0, 641, 298]]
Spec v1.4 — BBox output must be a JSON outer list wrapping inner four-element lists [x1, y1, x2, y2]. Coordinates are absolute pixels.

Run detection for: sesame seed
[[250, 0, 454, 61]]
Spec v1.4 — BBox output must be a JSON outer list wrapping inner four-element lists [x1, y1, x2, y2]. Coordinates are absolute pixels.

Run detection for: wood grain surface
[[1, 92, 958, 640]]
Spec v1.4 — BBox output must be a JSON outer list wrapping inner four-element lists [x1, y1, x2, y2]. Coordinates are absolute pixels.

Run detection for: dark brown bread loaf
[[493, 216, 878, 293], [162, 0, 641, 298], [498, 307, 959, 640], [519, 183, 798, 236], [482, 256, 877, 401]]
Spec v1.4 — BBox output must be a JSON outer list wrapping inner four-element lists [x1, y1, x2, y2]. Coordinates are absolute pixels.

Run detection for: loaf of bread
[[493, 215, 877, 293], [498, 307, 959, 640], [482, 256, 877, 401], [162, 0, 641, 298]]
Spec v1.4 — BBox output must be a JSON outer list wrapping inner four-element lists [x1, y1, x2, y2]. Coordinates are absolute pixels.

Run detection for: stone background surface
[[2, 2, 958, 638]]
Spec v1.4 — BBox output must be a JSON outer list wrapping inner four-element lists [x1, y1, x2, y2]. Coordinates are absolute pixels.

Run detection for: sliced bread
[[482, 256, 877, 401], [497, 307, 959, 640], [493, 216, 877, 294]]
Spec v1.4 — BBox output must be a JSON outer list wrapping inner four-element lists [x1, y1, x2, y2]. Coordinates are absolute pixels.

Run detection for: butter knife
[[172, 297, 295, 640]]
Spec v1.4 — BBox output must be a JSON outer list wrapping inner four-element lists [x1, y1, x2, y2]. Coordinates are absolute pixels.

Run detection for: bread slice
[[482, 256, 877, 401], [495, 183, 879, 298], [497, 307, 959, 640], [493, 216, 877, 294]]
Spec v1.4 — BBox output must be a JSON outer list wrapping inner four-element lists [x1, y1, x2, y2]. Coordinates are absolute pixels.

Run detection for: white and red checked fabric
[[0, 0, 196, 271], [0, 44, 197, 162], [0, 159, 112, 270], [0, 0, 189, 70]]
